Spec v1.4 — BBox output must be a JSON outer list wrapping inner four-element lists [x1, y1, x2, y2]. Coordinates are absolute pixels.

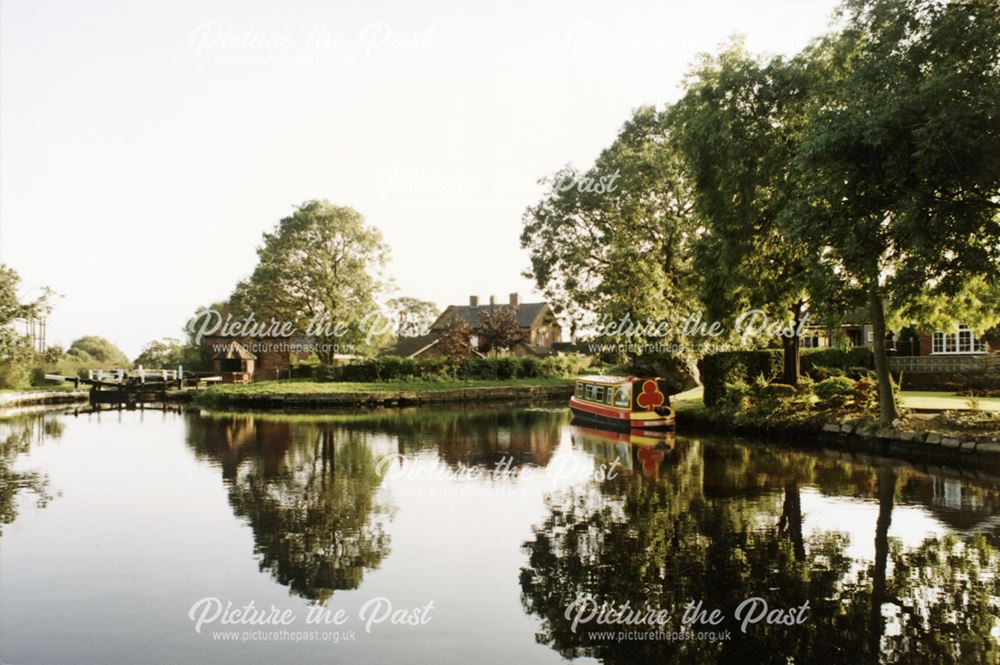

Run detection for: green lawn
[[899, 391, 1000, 412], [201, 377, 575, 397], [671, 386, 706, 414]]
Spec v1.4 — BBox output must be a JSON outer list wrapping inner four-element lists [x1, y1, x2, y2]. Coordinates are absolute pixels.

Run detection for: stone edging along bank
[[0, 391, 88, 408], [196, 384, 575, 409], [677, 410, 1000, 468]]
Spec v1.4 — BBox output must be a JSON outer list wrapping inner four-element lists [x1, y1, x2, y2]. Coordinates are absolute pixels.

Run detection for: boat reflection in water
[[570, 424, 677, 480]]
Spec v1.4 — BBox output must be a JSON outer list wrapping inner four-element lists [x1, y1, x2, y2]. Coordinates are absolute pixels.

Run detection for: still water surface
[[1, 406, 999, 664]]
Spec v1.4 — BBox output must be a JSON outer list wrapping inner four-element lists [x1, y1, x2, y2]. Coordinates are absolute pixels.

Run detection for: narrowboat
[[568, 375, 675, 432]]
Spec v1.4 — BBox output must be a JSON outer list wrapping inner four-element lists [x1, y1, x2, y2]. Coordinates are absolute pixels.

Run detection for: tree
[[67, 336, 131, 368], [790, 0, 1000, 424], [231, 200, 390, 364], [42, 345, 65, 365], [385, 297, 439, 338], [478, 305, 523, 353], [0, 265, 49, 389], [133, 338, 187, 369], [435, 316, 474, 357], [672, 44, 834, 385], [521, 107, 699, 347]]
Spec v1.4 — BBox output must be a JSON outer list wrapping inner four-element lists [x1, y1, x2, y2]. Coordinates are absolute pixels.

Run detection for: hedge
[[801, 348, 874, 372], [329, 355, 550, 382], [698, 350, 784, 407]]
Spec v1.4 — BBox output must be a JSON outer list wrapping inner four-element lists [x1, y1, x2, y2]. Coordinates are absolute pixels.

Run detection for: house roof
[[430, 302, 549, 330], [212, 340, 257, 361], [394, 334, 439, 358]]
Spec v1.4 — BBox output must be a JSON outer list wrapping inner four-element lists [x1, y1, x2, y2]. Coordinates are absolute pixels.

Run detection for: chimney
[[469, 295, 479, 307], [489, 295, 496, 307], [509, 292, 520, 307]]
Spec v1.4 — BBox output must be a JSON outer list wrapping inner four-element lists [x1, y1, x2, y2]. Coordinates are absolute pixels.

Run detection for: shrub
[[752, 382, 797, 415], [814, 376, 857, 410], [698, 350, 784, 407], [761, 383, 796, 399], [808, 366, 831, 381], [541, 354, 592, 377], [518, 356, 543, 378], [720, 379, 753, 412], [493, 356, 517, 380], [851, 377, 879, 411], [847, 366, 875, 380], [30, 367, 49, 386], [801, 347, 874, 372]]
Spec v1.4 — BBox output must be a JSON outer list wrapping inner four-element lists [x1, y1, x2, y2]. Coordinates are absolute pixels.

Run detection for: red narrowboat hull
[[568, 396, 675, 432]]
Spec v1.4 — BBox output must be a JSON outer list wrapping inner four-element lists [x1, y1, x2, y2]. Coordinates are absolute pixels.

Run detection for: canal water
[[1, 406, 998, 664]]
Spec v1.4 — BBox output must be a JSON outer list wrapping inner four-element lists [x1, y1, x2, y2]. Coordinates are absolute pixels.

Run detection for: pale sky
[[0, 0, 839, 358]]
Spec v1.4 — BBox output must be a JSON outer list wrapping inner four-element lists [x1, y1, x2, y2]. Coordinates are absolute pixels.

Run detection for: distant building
[[393, 293, 562, 358], [803, 307, 995, 357], [204, 335, 313, 382]]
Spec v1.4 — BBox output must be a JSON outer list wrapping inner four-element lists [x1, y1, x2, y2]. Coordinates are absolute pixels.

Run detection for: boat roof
[[576, 375, 635, 384]]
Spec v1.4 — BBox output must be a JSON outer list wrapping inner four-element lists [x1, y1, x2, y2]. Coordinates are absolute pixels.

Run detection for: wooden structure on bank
[[210, 340, 256, 384]]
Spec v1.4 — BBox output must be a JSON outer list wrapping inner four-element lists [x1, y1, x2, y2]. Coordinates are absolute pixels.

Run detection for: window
[[594, 386, 605, 402], [584, 385, 594, 400], [802, 335, 821, 348], [932, 325, 987, 354], [614, 386, 630, 408], [576, 383, 584, 398], [470, 335, 479, 349], [958, 326, 973, 353]]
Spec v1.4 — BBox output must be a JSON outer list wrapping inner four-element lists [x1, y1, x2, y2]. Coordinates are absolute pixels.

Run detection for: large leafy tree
[[791, 0, 1000, 424], [67, 336, 130, 368], [672, 45, 835, 385], [133, 337, 187, 369], [385, 297, 439, 338], [231, 200, 390, 364], [0, 265, 50, 388], [521, 107, 698, 346]]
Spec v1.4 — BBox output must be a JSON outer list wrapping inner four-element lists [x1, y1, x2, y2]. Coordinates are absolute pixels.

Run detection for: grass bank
[[195, 377, 575, 409]]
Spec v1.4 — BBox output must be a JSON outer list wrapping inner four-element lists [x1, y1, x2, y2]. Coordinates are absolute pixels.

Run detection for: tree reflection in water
[[184, 407, 567, 603], [0, 412, 60, 537], [186, 414, 389, 603], [520, 434, 1000, 664]]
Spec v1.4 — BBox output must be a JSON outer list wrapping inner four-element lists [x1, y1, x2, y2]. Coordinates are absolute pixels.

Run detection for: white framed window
[[958, 327, 973, 353], [470, 335, 479, 349], [931, 325, 987, 354]]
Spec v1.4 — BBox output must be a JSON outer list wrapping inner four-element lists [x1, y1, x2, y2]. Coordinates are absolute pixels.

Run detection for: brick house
[[393, 293, 562, 358]]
